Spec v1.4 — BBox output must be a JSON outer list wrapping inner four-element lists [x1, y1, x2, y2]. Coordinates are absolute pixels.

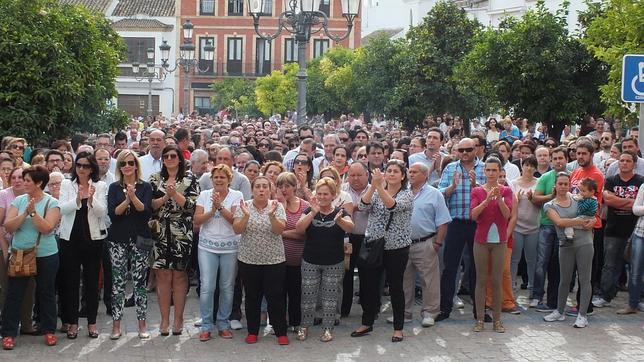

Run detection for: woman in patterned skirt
[[149, 145, 199, 335]]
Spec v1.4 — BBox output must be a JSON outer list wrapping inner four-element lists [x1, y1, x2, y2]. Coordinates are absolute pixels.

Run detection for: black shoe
[[313, 318, 322, 326], [350, 326, 373, 337], [520, 283, 528, 290], [435, 312, 450, 322], [391, 335, 404, 343], [125, 296, 135, 308]]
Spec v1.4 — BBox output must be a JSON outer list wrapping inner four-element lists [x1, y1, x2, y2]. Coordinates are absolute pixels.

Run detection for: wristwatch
[[216, 206, 223, 212], [29, 212, 36, 217]]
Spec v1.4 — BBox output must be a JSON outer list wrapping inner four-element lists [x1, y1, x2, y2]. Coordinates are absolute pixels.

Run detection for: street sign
[[622, 54, 644, 103]]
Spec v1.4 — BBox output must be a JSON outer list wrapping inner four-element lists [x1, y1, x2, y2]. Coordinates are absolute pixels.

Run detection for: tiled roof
[[59, 0, 113, 13], [112, 0, 175, 17], [361, 28, 405, 45], [112, 18, 174, 30]]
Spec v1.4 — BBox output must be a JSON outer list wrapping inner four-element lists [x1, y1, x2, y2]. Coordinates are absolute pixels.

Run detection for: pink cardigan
[[470, 186, 513, 244]]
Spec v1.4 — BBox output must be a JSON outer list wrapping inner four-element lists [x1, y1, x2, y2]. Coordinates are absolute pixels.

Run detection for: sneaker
[[194, 319, 203, 327], [503, 306, 521, 315], [638, 302, 644, 312], [264, 324, 274, 335], [386, 315, 412, 324], [543, 310, 565, 322], [454, 296, 465, 309], [230, 320, 243, 330], [535, 303, 555, 313], [245, 334, 258, 344], [421, 312, 435, 327], [573, 315, 588, 328], [592, 297, 610, 308], [277, 335, 289, 345], [529, 299, 539, 308]]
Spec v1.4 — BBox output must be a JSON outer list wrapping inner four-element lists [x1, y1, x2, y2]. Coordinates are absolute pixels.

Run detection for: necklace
[[319, 208, 334, 221]]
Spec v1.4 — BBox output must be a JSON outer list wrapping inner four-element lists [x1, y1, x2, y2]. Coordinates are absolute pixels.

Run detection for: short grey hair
[[49, 171, 64, 182], [323, 133, 341, 145], [190, 149, 208, 162], [410, 162, 430, 177]]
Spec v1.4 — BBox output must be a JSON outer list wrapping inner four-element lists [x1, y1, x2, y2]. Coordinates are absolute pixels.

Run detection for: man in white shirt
[[139, 129, 165, 181], [593, 131, 613, 170], [408, 127, 446, 185]]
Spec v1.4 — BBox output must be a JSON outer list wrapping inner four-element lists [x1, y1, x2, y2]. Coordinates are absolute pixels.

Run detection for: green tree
[[456, 1, 605, 138], [306, 47, 356, 117], [582, 0, 644, 121], [255, 62, 297, 116], [0, 0, 125, 141], [390, 1, 482, 127], [210, 78, 260, 117]]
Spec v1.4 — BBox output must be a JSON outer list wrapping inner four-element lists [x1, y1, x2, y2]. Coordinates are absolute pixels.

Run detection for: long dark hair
[[160, 144, 186, 181], [71, 151, 100, 183], [291, 152, 314, 186]]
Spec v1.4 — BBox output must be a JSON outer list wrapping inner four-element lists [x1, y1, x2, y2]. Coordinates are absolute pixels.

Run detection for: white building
[[60, 0, 177, 118], [362, 0, 589, 39]]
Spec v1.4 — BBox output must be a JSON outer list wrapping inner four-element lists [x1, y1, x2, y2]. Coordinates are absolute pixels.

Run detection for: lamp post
[[132, 47, 166, 117], [248, 0, 360, 125], [159, 19, 215, 117]]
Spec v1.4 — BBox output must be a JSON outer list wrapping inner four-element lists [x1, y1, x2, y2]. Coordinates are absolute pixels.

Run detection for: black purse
[[357, 212, 393, 268]]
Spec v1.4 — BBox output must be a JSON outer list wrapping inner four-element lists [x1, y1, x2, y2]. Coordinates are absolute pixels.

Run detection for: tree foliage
[[581, 0, 644, 121], [456, 1, 606, 137], [0, 0, 125, 141], [210, 78, 260, 117], [389, 1, 482, 126], [255, 62, 298, 116], [306, 47, 356, 117]]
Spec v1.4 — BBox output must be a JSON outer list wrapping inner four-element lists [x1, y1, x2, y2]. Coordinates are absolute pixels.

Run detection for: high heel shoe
[[391, 334, 404, 343], [350, 326, 373, 337], [172, 329, 183, 336], [159, 328, 170, 336], [110, 331, 121, 340]]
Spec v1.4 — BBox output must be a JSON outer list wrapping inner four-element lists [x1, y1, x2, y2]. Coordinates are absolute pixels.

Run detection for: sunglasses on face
[[545, 143, 556, 147], [357, 154, 367, 159], [119, 160, 136, 167], [163, 153, 178, 160], [11, 145, 24, 150], [294, 159, 308, 165], [76, 163, 92, 170], [457, 147, 474, 153], [601, 137, 611, 141]]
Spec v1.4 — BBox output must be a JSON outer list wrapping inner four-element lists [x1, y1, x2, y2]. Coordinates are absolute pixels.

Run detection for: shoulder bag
[[8, 199, 50, 277], [357, 211, 393, 268]]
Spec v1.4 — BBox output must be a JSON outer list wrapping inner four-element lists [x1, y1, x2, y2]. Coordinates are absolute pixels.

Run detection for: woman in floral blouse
[[233, 176, 288, 346], [149, 145, 199, 335]]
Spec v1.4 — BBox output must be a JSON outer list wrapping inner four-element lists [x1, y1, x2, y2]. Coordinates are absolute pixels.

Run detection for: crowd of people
[[0, 112, 642, 350]]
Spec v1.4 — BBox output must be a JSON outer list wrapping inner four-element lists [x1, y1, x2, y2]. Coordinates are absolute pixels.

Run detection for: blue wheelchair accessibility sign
[[622, 54, 644, 102]]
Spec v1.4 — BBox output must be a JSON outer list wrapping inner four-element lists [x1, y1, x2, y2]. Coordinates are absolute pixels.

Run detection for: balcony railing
[[118, 63, 280, 79]]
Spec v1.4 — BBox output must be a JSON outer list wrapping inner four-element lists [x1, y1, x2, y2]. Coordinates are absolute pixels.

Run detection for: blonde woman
[[317, 167, 353, 215], [107, 150, 153, 339], [295, 177, 353, 342]]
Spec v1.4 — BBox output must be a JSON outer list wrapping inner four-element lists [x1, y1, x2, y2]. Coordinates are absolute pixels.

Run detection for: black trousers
[[238, 261, 287, 336], [59, 238, 103, 325], [342, 234, 363, 316], [359, 247, 409, 330], [284, 265, 302, 327]]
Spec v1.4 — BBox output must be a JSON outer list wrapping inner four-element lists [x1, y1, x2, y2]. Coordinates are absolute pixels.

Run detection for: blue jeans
[[600, 235, 628, 302], [533, 225, 559, 306], [439, 220, 476, 317], [629, 234, 644, 308], [198, 249, 237, 332]]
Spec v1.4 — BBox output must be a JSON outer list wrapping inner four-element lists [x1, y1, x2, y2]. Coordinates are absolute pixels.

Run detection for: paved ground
[[1, 289, 642, 361]]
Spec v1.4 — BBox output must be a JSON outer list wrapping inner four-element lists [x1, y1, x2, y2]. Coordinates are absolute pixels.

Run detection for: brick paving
[[1, 289, 642, 361]]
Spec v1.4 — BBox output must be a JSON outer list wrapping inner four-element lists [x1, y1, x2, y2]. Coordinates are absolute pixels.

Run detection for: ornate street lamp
[[248, 0, 360, 125], [159, 20, 215, 117], [132, 47, 167, 117]]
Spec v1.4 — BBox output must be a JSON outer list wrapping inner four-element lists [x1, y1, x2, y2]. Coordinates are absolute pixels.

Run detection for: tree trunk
[[547, 119, 565, 145]]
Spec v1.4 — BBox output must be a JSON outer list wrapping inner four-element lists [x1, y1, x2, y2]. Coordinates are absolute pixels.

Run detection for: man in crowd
[[534, 146, 552, 177], [366, 141, 386, 174], [594, 131, 614, 170], [408, 127, 445, 185], [139, 129, 165, 181], [397, 162, 450, 327], [95, 148, 115, 185], [594, 152, 643, 310], [606, 137, 644, 177], [45, 150, 64, 173], [313, 134, 340, 177], [189, 149, 209, 180], [174, 128, 192, 160], [437, 138, 486, 321]]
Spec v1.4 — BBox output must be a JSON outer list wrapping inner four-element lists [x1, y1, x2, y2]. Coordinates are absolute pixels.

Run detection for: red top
[[470, 186, 513, 244]]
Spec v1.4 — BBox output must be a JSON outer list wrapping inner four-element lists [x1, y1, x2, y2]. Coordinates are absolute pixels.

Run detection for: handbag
[[136, 235, 155, 252], [357, 212, 393, 268], [8, 199, 50, 278]]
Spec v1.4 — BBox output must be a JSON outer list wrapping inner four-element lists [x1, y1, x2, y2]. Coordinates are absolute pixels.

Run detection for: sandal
[[2, 336, 14, 350]]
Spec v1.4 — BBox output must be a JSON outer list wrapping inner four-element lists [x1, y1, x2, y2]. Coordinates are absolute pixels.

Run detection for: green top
[[535, 170, 556, 226]]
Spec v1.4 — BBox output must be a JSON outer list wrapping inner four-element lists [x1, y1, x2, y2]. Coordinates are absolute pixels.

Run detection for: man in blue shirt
[[399, 162, 451, 327], [436, 138, 486, 321]]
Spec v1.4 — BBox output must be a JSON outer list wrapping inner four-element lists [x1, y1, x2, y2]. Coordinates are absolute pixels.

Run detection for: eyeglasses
[[163, 153, 178, 160], [545, 143, 556, 147], [119, 160, 136, 167], [258, 143, 270, 148], [601, 137, 611, 141], [357, 154, 367, 159], [457, 147, 474, 153], [229, 143, 241, 147], [48, 182, 61, 187], [10, 145, 24, 151], [294, 159, 308, 165], [75, 163, 92, 170]]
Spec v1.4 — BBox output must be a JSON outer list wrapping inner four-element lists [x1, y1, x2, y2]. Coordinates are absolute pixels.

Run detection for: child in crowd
[[564, 177, 598, 240]]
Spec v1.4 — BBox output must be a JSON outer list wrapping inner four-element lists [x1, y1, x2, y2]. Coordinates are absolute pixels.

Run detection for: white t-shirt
[[197, 188, 244, 253]]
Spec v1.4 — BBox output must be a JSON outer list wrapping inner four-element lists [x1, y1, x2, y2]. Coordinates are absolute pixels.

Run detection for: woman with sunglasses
[[149, 145, 199, 336], [1, 166, 60, 350], [354, 146, 368, 165], [291, 154, 313, 200], [58, 152, 108, 339], [7, 138, 28, 169], [257, 138, 273, 155], [233, 176, 289, 345], [276, 172, 309, 333], [352, 160, 413, 343], [107, 150, 153, 339]]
